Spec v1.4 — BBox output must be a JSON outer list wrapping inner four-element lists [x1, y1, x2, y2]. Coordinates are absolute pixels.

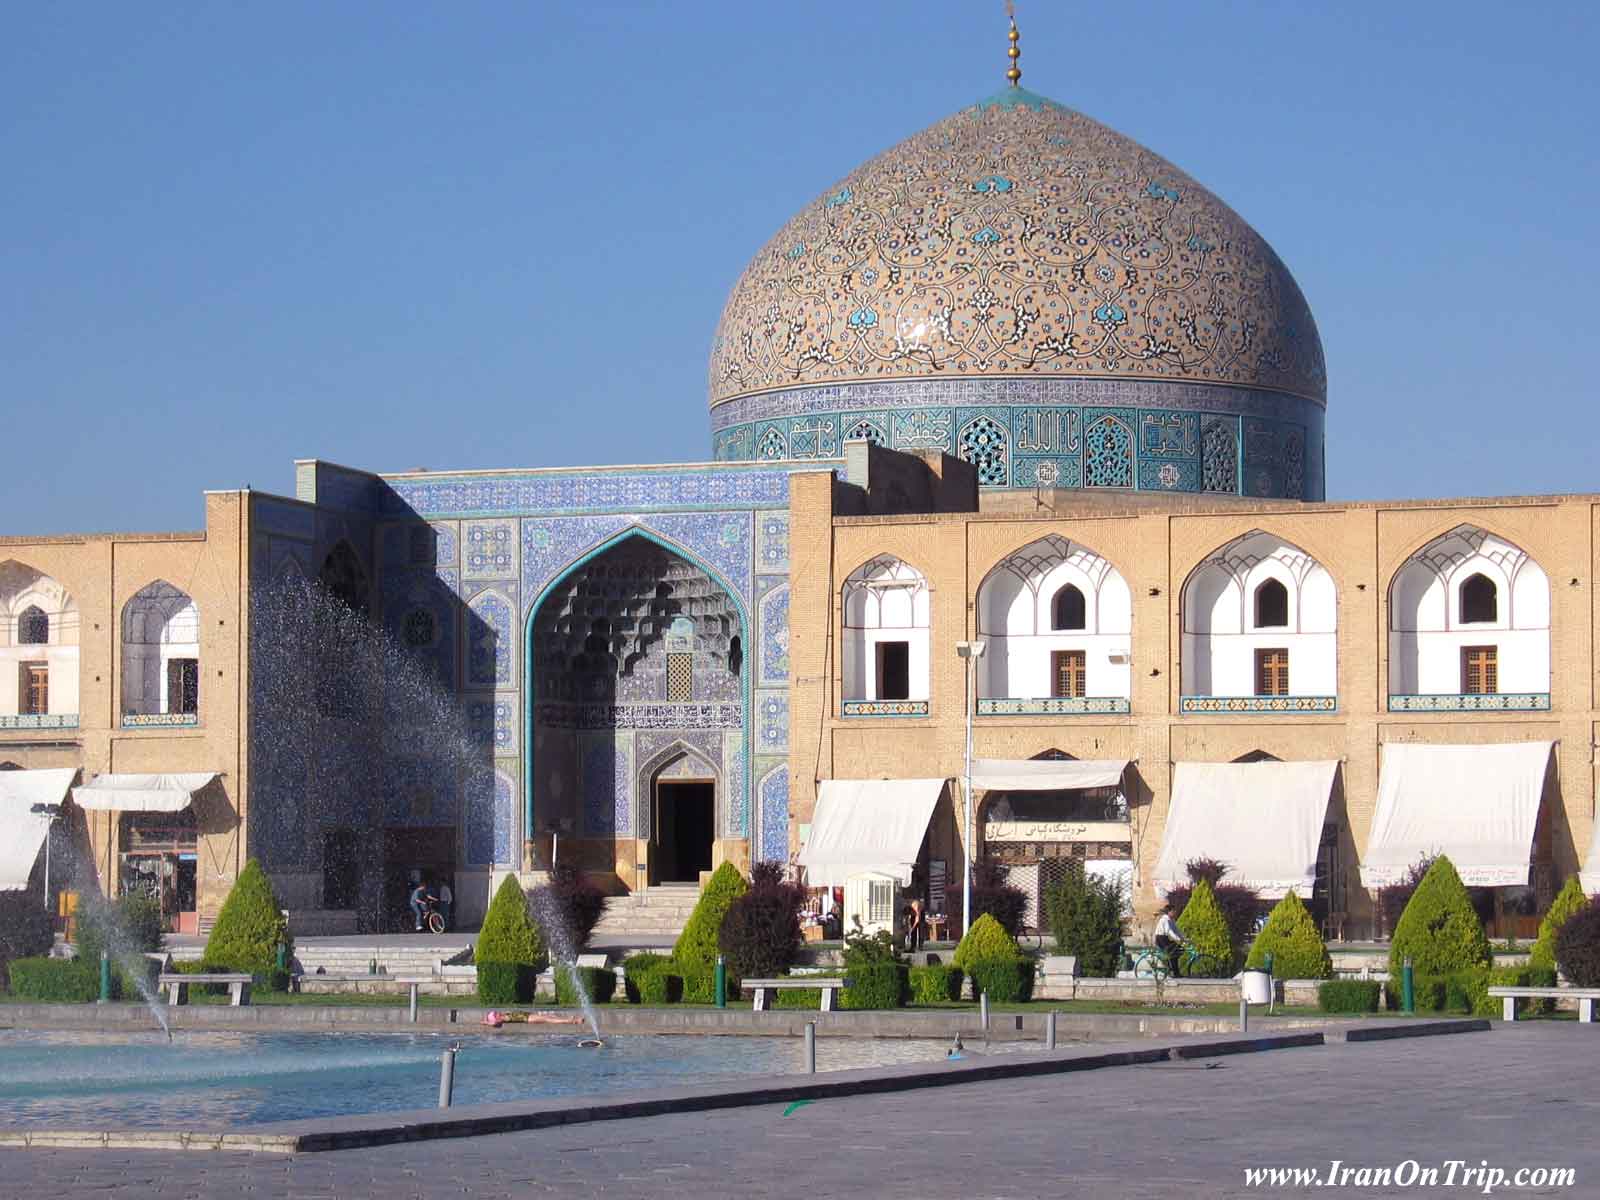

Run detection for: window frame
[[875, 640, 911, 701], [1051, 584, 1087, 632], [19, 662, 48, 715], [1051, 648, 1087, 698], [1461, 644, 1498, 695], [1253, 578, 1290, 629], [1254, 647, 1290, 697], [1459, 573, 1499, 625]]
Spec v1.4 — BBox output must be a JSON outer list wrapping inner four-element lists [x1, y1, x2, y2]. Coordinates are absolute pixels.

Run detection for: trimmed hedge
[[952, 914, 1021, 972], [476, 961, 537, 1005], [638, 967, 683, 1005], [0, 889, 53, 992], [1176, 879, 1235, 976], [1388, 856, 1490, 980], [622, 952, 670, 1003], [7, 957, 102, 1002], [839, 961, 909, 1010], [1554, 899, 1600, 987], [773, 986, 825, 1009], [909, 963, 964, 1004], [1531, 877, 1588, 972], [681, 968, 719, 1004], [965, 956, 1034, 1003], [204, 859, 290, 979], [555, 965, 617, 1005], [1317, 979, 1381, 1014], [1246, 892, 1331, 979], [673, 863, 748, 974]]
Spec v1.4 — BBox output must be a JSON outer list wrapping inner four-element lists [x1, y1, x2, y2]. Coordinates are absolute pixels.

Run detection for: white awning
[[0, 768, 76, 891], [71, 772, 218, 813], [798, 778, 944, 889], [1153, 761, 1339, 898], [970, 759, 1128, 791], [1360, 742, 1552, 889]]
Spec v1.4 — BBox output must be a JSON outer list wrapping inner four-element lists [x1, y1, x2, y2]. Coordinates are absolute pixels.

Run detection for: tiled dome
[[708, 88, 1327, 498]]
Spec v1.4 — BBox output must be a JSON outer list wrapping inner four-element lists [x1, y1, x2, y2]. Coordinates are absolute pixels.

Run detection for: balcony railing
[[0, 713, 79, 730], [1387, 693, 1550, 713], [977, 696, 1131, 716], [1180, 695, 1338, 714], [842, 699, 930, 717], [121, 712, 201, 729]]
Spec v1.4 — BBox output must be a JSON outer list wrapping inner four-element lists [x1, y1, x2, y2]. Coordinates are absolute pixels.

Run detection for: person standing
[[438, 878, 454, 930]]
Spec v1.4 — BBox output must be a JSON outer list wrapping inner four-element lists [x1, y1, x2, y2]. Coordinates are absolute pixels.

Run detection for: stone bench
[[157, 972, 253, 1007], [1487, 985, 1600, 1022], [743, 977, 848, 1012]]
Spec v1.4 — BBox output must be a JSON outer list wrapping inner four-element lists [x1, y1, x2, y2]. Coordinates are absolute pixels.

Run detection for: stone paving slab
[[0, 1024, 1587, 1199]]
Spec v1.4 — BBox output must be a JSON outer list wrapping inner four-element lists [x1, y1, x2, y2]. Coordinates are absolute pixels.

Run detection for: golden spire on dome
[[1005, 2, 1021, 87]]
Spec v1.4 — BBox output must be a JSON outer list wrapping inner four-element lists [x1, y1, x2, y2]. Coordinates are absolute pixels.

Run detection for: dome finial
[[1005, 2, 1021, 87]]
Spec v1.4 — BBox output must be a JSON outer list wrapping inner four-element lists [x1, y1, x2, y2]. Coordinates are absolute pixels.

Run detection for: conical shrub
[[1176, 879, 1234, 975], [1388, 856, 1490, 978], [1245, 892, 1331, 979], [1530, 876, 1588, 972], [672, 861, 748, 973], [204, 859, 290, 977], [476, 874, 545, 1005], [952, 912, 1021, 971]]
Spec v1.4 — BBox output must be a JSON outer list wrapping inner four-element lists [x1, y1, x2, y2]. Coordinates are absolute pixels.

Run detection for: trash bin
[[1240, 968, 1272, 1005]]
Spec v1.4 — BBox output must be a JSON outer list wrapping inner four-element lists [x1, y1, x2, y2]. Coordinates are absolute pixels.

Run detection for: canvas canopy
[[1152, 761, 1339, 898], [1360, 742, 1552, 889], [969, 759, 1128, 791], [71, 772, 217, 813], [0, 768, 76, 890], [798, 778, 944, 889]]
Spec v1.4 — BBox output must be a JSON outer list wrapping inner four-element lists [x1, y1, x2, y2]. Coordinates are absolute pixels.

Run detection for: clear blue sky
[[3, 1, 1595, 534]]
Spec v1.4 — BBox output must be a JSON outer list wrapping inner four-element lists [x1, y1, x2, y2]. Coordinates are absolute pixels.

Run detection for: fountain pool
[[0, 1030, 1025, 1127]]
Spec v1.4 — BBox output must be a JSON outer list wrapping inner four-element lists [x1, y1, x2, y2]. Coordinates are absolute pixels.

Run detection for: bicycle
[[1130, 944, 1226, 982]]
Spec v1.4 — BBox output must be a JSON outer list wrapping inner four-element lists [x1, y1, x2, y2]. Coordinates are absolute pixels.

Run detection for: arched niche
[[841, 556, 930, 706], [974, 535, 1130, 704], [1180, 531, 1337, 700], [121, 580, 200, 717], [1387, 525, 1549, 699], [0, 560, 80, 720]]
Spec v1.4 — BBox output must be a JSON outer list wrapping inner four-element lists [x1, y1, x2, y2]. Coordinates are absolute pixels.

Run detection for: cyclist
[[1153, 907, 1184, 977], [409, 880, 436, 932]]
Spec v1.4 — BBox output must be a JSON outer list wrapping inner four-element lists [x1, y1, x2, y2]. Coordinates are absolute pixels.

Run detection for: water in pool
[[0, 1030, 1017, 1127]]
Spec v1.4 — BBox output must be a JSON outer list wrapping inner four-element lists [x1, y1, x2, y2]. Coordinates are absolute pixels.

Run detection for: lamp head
[[955, 641, 987, 659]]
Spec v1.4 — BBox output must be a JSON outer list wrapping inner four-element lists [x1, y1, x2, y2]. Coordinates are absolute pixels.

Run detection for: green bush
[[909, 964, 964, 1004], [476, 961, 537, 1005], [952, 913, 1022, 972], [1530, 877, 1588, 972], [204, 860, 291, 979], [1387, 857, 1491, 980], [7, 957, 102, 1002], [638, 966, 683, 1004], [1176, 879, 1235, 976], [555, 964, 617, 1005], [965, 956, 1034, 1003], [773, 985, 825, 1009], [672, 862, 748, 974], [77, 892, 166, 966], [0, 889, 54, 991], [622, 952, 670, 1003], [839, 961, 909, 1009], [1245, 892, 1332, 979], [680, 968, 719, 1004], [1554, 900, 1600, 987], [477, 875, 546, 966], [1317, 979, 1381, 1014], [1043, 861, 1125, 978]]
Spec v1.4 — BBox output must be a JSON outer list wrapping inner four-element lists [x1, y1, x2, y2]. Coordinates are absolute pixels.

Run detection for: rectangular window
[[1254, 648, 1289, 696], [868, 880, 895, 925], [167, 658, 200, 715], [1462, 645, 1498, 695], [666, 652, 693, 702], [20, 663, 48, 715], [1051, 650, 1086, 698], [875, 641, 910, 700]]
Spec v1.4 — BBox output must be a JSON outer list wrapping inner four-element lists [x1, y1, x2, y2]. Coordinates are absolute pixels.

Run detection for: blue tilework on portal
[[759, 766, 789, 863]]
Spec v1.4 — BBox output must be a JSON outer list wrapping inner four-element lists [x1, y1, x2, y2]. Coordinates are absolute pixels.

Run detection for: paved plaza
[[1, 1023, 1593, 1198]]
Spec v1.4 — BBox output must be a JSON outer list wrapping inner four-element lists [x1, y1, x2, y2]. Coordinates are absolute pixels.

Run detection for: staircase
[[591, 884, 701, 939], [291, 943, 469, 977]]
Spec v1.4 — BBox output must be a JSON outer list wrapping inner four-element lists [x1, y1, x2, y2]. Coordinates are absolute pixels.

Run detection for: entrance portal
[[653, 781, 714, 884]]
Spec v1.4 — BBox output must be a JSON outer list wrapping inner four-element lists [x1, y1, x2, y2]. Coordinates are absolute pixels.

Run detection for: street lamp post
[[29, 803, 63, 913], [954, 640, 986, 936]]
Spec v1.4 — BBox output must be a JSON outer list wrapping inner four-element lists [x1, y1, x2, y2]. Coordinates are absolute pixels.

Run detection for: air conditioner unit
[[1108, 649, 1131, 664]]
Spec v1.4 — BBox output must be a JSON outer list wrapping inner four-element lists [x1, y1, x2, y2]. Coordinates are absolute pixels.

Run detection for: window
[[167, 658, 199, 715], [1462, 645, 1498, 694], [1051, 585, 1086, 631], [20, 663, 48, 714], [1051, 649, 1086, 698], [1254, 579, 1289, 628], [1460, 573, 1498, 624], [402, 608, 436, 648], [666, 652, 693, 701], [868, 880, 895, 924], [1254, 648, 1289, 696], [18, 606, 48, 645], [875, 641, 910, 700]]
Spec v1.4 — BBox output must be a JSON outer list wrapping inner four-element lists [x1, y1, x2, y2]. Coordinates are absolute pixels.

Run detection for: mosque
[[1, 20, 1594, 944]]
